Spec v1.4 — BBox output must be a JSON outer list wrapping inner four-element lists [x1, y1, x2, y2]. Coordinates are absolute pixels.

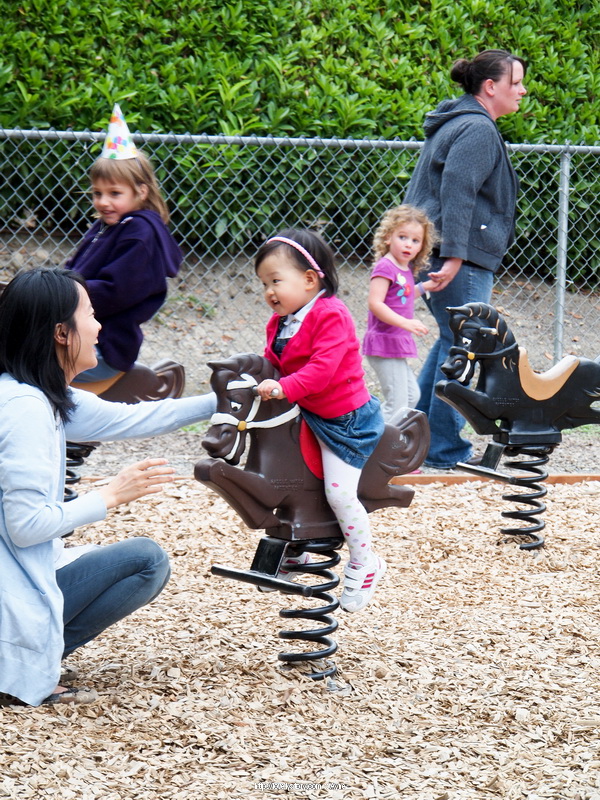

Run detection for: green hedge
[[1, 0, 599, 283], [1, 0, 598, 143]]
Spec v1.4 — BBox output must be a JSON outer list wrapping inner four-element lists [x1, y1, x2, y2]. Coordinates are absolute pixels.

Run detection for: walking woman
[[405, 49, 527, 469]]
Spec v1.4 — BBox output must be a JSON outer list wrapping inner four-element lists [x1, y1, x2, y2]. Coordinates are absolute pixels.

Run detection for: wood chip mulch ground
[[3, 476, 600, 800]]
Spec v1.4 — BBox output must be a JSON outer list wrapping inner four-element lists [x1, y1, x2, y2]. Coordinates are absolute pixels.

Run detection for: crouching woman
[[0, 268, 215, 707]]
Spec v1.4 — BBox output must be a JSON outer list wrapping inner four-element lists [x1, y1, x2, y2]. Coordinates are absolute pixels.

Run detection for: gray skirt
[[301, 396, 384, 469]]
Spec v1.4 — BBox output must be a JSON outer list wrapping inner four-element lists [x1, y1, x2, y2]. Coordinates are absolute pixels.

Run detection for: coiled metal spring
[[277, 538, 343, 680], [500, 445, 553, 551], [65, 441, 99, 502]]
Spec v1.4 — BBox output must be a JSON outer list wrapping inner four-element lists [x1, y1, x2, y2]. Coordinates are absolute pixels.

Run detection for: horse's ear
[[208, 353, 255, 373], [248, 353, 277, 378], [446, 306, 467, 330], [446, 305, 472, 317], [207, 359, 228, 372]]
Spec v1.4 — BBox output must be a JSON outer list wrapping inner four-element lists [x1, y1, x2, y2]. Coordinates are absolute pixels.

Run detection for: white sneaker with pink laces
[[258, 551, 312, 593], [340, 554, 387, 613]]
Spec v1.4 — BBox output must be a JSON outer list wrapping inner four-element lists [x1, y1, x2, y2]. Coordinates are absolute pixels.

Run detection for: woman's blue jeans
[[56, 538, 171, 656], [417, 259, 494, 469], [74, 346, 122, 383]]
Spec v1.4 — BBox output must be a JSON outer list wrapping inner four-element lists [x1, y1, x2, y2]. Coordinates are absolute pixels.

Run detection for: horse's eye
[[462, 337, 471, 347], [230, 401, 242, 412]]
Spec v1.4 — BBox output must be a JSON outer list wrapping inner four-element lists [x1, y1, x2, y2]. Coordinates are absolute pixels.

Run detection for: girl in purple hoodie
[[66, 151, 182, 382]]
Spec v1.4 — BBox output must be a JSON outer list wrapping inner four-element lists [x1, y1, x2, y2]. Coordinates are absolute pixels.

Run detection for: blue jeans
[[417, 259, 494, 468], [56, 538, 171, 656]]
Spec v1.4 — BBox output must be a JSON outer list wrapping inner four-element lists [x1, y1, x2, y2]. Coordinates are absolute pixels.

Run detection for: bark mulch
[[3, 476, 600, 800]]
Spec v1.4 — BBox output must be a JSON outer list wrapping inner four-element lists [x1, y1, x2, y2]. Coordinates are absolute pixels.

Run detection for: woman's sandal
[[0, 686, 98, 707], [43, 686, 98, 705]]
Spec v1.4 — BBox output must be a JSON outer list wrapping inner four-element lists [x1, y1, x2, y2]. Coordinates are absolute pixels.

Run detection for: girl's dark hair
[[0, 268, 88, 422], [451, 49, 527, 95], [254, 228, 339, 297]]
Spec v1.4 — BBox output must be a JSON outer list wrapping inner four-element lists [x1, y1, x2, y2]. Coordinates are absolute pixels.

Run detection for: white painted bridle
[[209, 372, 301, 461]]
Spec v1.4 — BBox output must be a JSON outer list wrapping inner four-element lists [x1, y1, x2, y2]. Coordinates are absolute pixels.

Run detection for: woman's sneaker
[[340, 554, 387, 613], [258, 551, 311, 592]]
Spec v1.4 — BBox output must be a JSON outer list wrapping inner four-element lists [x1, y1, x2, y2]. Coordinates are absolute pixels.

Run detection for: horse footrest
[[456, 463, 516, 483], [210, 564, 314, 597], [456, 440, 554, 485], [457, 461, 545, 486]]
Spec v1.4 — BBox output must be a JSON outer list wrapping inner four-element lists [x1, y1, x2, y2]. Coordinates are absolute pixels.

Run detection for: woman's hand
[[256, 379, 286, 400], [98, 458, 176, 509], [428, 258, 463, 291]]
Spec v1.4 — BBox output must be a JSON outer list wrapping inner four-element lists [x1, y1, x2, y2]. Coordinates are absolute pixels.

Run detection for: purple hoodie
[[66, 209, 182, 372]]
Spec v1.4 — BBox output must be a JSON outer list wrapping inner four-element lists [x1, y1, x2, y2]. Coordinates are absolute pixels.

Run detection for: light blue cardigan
[[0, 374, 215, 706]]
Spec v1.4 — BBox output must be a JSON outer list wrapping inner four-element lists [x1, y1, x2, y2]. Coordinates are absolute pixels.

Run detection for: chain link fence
[[1, 128, 599, 394]]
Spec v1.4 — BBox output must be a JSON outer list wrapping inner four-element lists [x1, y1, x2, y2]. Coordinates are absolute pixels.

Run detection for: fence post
[[553, 147, 571, 363]]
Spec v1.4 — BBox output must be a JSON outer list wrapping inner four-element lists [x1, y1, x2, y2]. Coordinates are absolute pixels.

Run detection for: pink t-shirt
[[362, 256, 418, 358]]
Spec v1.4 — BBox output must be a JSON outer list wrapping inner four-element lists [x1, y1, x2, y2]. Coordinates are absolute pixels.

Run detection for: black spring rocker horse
[[436, 302, 600, 550], [194, 353, 429, 680]]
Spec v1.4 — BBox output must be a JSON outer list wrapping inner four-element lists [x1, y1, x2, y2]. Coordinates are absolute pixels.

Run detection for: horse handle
[[252, 385, 280, 397]]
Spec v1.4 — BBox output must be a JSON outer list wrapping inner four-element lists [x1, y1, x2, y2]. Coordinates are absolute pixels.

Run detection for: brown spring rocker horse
[[0, 278, 186, 499], [65, 359, 186, 500], [194, 352, 429, 680], [70, 358, 185, 403]]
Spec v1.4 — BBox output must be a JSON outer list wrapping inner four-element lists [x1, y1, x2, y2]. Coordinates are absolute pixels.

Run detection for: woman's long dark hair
[[0, 268, 87, 423]]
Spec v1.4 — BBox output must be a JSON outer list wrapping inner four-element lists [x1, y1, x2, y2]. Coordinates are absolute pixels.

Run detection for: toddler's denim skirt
[[301, 396, 384, 469]]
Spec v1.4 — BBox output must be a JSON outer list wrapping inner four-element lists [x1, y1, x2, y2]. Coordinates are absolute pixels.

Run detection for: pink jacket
[[264, 295, 370, 418]]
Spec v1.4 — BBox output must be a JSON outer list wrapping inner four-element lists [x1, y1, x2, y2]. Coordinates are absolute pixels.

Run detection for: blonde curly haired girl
[[363, 204, 438, 422], [372, 204, 438, 269]]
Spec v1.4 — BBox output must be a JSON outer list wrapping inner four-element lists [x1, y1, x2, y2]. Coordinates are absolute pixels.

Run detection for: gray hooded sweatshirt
[[404, 94, 519, 271]]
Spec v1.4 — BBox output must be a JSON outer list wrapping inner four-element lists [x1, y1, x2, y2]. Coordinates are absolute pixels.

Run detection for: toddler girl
[[363, 205, 438, 422], [255, 228, 386, 613], [66, 104, 182, 383]]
